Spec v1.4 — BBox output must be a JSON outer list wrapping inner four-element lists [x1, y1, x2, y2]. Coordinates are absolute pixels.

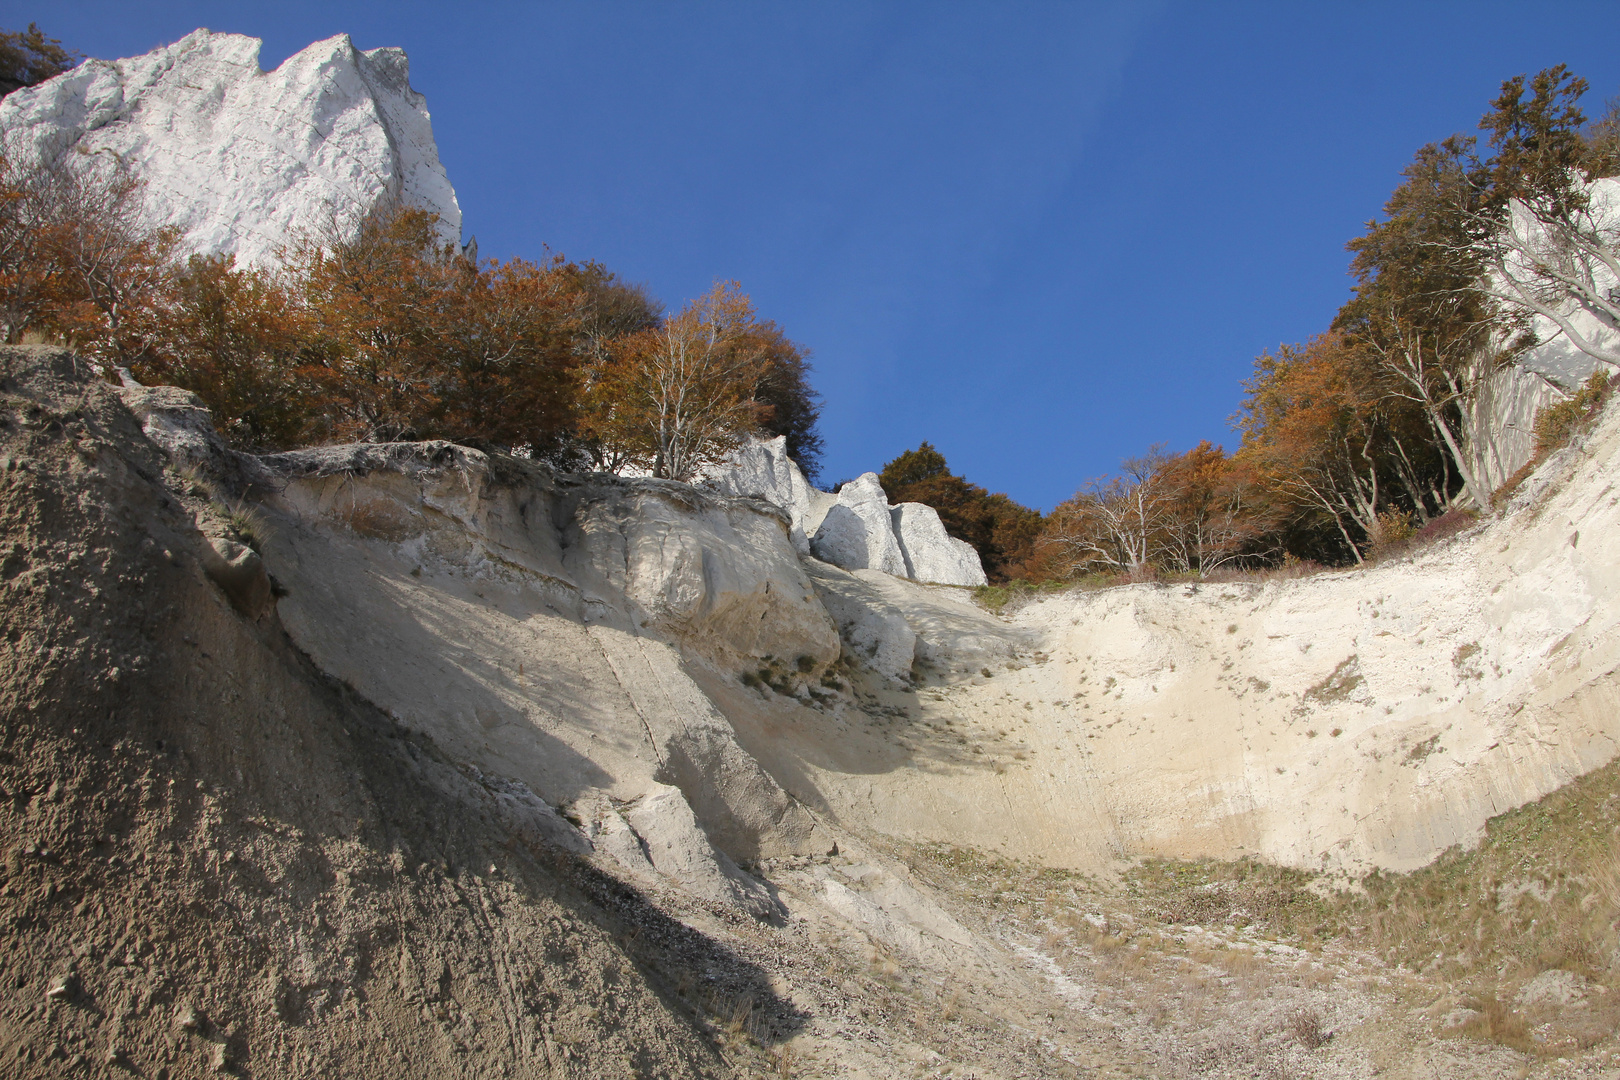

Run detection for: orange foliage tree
[[0, 144, 825, 473], [0, 153, 177, 366], [583, 282, 773, 481], [132, 253, 315, 450], [1152, 441, 1275, 575], [1235, 331, 1451, 562], [1038, 442, 1274, 580], [296, 204, 587, 451]]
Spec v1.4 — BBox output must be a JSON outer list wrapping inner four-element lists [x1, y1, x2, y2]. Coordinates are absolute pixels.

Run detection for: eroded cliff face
[[8, 346, 1620, 1077], [249, 441, 840, 867], [120, 352, 1620, 883], [0, 348, 733, 1079]]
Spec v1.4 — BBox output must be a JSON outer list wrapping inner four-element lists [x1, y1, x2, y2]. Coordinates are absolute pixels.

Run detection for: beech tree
[[1337, 136, 1529, 514], [296, 204, 452, 440], [585, 282, 769, 482], [32, 162, 178, 367], [1238, 334, 1402, 562], [1450, 68, 1620, 370], [0, 151, 177, 366], [1044, 448, 1173, 576], [0, 152, 52, 342], [432, 255, 584, 452], [295, 203, 588, 450], [135, 253, 314, 450], [750, 322, 824, 480], [1153, 442, 1274, 575]]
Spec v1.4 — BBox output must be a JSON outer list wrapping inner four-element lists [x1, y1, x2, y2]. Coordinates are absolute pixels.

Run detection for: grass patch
[[972, 578, 1070, 613]]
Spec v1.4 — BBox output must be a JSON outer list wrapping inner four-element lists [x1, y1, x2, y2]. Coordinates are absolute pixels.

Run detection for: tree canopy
[[0, 24, 79, 98]]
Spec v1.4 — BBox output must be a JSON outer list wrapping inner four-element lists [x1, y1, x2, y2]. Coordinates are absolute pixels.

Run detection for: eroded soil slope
[[0, 347, 759, 1078]]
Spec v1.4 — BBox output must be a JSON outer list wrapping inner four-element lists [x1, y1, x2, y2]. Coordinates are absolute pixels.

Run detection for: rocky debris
[[582, 799, 659, 876], [116, 383, 274, 496], [804, 559, 1029, 688], [1516, 968, 1589, 1009], [807, 563, 920, 685], [250, 430, 837, 866], [891, 502, 988, 586], [472, 767, 594, 856], [200, 535, 274, 619], [0, 345, 733, 1078], [0, 29, 461, 267], [622, 785, 782, 921]]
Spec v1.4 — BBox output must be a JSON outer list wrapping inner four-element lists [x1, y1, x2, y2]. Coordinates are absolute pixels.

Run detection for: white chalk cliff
[[1466, 177, 1620, 490], [702, 438, 989, 587], [0, 29, 462, 266]]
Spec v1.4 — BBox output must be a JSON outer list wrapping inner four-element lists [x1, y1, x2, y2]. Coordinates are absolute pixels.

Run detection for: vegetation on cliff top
[[893, 66, 1620, 588], [5, 23, 1619, 585]]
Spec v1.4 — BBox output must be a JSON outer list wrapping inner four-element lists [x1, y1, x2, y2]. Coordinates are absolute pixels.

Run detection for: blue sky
[[17, 2, 1620, 506]]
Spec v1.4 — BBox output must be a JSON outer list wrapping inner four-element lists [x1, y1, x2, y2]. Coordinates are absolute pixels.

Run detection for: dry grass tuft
[[1462, 996, 1531, 1052], [1286, 1006, 1331, 1049]]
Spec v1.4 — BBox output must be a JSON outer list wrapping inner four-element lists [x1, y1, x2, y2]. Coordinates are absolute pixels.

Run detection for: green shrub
[[1534, 368, 1614, 455]]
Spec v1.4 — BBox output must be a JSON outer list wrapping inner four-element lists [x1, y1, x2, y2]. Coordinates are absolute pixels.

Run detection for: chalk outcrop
[[810, 473, 910, 578], [1464, 177, 1620, 490], [0, 29, 461, 266], [891, 502, 989, 586], [705, 441, 990, 586], [699, 434, 835, 554]]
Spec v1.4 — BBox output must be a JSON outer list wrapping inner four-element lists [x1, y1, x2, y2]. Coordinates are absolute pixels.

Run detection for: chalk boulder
[[623, 785, 781, 920], [704, 443, 991, 587], [811, 473, 909, 577], [0, 29, 461, 267], [891, 502, 988, 586]]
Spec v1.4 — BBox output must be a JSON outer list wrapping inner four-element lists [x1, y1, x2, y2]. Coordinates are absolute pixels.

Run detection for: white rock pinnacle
[[811, 473, 910, 578], [706, 440, 989, 586], [891, 502, 988, 586], [0, 29, 461, 266]]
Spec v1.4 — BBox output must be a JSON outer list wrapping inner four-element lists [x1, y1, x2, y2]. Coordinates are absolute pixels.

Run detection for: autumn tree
[[0, 150, 177, 368], [296, 204, 453, 440], [1236, 333, 1423, 562], [1449, 67, 1620, 370], [293, 202, 596, 452], [1336, 135, 1529, 514], [432, 255, 586, 452], [0, 151, 52, 342], [33, 161, 178, 367], [1152, 442, 1275, 575], [749, 321, 824, 480], [133, 253, 315, 450], [569, 267, 664, 471], [1043, 447, 1174, 576], [0, 24, 79, 98], [585, 282, 770, 481]]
